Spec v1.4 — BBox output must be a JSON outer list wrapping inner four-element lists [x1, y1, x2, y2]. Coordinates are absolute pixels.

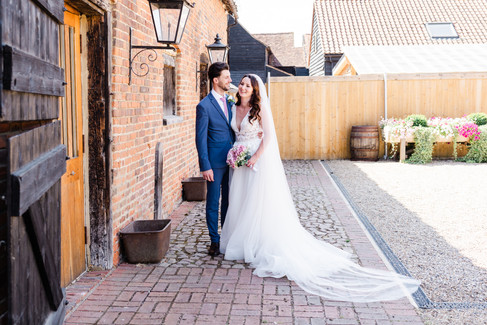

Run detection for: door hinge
[[80, 34, 82, 54], [82, 134, 85, 154], [84, 226, 88, 244]]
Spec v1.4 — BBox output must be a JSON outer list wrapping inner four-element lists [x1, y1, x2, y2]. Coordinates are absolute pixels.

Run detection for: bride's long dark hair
[[236, 74, 261, 124]]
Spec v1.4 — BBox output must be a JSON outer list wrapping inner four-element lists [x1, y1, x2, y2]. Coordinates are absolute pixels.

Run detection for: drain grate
[[320, 160, 487, 310]]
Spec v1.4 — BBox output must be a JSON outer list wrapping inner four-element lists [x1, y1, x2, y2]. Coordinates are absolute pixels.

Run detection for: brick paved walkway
[[65, 160, 423, 325]]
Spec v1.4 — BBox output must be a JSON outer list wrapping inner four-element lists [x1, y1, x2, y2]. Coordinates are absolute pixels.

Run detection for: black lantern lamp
[[129, 0, 195, 84], [149, 0, 193, 44], [195, 34, 229, 90], [206, 34, 229, 64]]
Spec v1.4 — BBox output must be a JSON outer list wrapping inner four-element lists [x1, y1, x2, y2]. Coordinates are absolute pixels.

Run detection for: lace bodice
[[231, 106, 263, 155]]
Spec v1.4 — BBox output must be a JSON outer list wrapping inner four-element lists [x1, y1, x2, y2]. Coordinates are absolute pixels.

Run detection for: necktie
[[220, 97, 228, 120]]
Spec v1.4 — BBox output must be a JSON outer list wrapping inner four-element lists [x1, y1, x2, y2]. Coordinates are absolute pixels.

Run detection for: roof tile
[[314, 0, 487, 53]]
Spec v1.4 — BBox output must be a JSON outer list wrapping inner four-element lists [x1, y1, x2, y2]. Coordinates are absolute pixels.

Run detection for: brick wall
[[110, 0, 229, 264]]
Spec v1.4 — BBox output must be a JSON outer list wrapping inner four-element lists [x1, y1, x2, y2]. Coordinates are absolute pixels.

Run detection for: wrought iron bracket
[[129, 27, 176, 85]]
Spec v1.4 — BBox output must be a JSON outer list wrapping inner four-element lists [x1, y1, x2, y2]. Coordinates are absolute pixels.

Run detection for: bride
[[220, 74, 420, 302]]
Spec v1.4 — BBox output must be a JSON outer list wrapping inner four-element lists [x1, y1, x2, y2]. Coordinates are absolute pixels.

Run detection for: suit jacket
[[195, 92, 235, 171]]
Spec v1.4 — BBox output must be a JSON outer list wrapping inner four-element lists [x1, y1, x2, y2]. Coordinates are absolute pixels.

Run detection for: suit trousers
[[206, 166, 230, 243]]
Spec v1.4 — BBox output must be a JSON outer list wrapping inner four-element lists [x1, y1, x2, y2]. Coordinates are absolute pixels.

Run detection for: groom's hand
[[202, 169, 214, 182]]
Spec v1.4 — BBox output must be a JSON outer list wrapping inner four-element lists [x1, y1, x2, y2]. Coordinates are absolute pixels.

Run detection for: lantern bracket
[[129, 27, 177, 85]]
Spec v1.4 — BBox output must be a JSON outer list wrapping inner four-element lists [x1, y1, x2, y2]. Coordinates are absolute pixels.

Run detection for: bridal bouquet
[[226, 144, 251, 169]]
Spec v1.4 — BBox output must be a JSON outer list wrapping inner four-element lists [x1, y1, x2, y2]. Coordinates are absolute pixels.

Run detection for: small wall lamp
[[195, 34, 230, 89]]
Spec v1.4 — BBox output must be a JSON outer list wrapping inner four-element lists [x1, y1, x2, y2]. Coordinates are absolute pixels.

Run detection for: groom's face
[[214, 69, 232, 92]]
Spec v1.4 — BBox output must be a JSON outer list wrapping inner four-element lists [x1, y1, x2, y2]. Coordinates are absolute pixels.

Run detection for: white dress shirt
[[211, 89, 227, 116]]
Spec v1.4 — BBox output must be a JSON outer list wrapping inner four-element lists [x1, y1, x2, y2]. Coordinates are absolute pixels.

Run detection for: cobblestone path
[[65, 161, 422, 325]]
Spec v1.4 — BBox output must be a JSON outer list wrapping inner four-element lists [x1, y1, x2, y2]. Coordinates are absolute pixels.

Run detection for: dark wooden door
[[1, 0, 67, 324]]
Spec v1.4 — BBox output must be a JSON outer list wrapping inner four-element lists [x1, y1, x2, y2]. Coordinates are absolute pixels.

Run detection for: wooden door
[[60, 5, 86, 287], [2, 0, 67, 323]]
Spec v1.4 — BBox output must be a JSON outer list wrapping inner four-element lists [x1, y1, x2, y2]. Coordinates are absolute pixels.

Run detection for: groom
[[195, 62, 234, 256]]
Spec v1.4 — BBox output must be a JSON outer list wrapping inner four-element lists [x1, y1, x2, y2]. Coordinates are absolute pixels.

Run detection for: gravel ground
[[326, 160, 487, 325]]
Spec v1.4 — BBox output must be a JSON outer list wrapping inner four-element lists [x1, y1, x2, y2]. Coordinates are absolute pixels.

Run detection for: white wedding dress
[[220, 75, 420, 302]]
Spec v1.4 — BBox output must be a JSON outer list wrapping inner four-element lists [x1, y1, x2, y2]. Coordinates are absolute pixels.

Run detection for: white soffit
[[342, 44, 487, 74]]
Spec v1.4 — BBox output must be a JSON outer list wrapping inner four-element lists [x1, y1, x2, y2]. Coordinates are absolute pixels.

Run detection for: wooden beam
[[31, 0, 64, 24], [23, 204, 63, 310], [8, 122, 61, 172], [3, 45, 65, 97], [333, 56, 350, 76], [154, 142, 163, 220], [400, 138, 406, 163], [0, 7, 3, 119], [10, 145, 66, 216], [64, 0, 108, 16]]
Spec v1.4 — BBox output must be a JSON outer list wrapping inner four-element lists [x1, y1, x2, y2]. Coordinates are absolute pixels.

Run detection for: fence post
[[383, 73, 388, 159], [267, 71, 271, 105]]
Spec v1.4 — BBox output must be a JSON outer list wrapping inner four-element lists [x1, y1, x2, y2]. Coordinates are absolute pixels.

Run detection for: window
[[199, 53, 210, 101], [162, 61, 183, 125], [59, 22, 81, 158], [163, 65, 176, 116], [425, 23, 459, 39]]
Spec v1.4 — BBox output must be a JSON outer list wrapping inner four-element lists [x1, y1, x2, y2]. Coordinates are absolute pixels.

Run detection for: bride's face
[[238, 77, 253, 100]]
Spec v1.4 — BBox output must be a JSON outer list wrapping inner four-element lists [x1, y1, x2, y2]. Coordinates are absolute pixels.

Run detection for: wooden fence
[[269, 73, 487, 159]]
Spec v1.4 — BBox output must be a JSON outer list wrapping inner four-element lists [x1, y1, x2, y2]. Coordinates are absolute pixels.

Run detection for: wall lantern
[[129, 0, 195, 84], [195, 34, 229, 90], [206, 34, 229, 64]]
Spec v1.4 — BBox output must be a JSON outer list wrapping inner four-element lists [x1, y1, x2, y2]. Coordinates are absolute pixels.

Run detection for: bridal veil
[[222, 74, 420, 302]]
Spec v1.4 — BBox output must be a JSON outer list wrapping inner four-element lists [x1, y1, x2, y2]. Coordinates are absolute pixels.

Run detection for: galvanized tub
[[120, 219, 171, 263]]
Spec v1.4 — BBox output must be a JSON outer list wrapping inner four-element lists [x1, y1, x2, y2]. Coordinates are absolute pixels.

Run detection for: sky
[[233, 0, 315, 47]]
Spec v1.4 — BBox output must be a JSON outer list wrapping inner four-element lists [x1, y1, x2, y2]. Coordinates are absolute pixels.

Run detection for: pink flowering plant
[[455, 121, 481, 141], [226, 144, 251, 169], [462, 125, 487, 163], [380, 114, 487, 163]]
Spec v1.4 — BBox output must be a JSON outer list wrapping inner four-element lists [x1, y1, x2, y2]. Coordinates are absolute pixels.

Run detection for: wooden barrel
[[350, 125, 379, 161]]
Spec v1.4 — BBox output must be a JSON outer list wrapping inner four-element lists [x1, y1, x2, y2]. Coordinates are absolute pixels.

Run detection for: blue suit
[[195, 92, 234, 243]]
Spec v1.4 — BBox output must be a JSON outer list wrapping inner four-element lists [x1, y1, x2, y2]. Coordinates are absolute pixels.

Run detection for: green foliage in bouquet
[[467, 112, 487, 126], [405, 114, 428, 127], [462, 125, 487, 163], [407, 127, 436, 164]]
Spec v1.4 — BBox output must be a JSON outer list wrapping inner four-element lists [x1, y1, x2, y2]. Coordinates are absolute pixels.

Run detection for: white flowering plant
[[427, 117, 457, 138], [379, 117, 414, 141]]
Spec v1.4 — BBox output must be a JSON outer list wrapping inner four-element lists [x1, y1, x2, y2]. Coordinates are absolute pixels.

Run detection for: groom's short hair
[[208, 62, 229, 84]]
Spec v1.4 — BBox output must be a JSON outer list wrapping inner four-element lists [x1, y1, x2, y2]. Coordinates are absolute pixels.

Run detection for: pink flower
[[456, 122, 481, 140], [227, 144, 251, 169]]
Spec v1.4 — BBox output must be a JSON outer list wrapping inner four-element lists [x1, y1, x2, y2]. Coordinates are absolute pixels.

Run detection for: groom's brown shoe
[[208, 242, 220, 256]]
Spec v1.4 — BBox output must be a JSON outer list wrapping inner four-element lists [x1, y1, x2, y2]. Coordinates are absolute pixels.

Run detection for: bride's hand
[[246, 155, 259, 169]]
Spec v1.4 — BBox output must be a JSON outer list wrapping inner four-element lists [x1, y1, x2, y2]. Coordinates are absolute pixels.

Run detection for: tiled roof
[[253, 33, 309, 67], [314, 0, 487, 54], [222, 0, 238, 19], [303, 34, 311, 66]]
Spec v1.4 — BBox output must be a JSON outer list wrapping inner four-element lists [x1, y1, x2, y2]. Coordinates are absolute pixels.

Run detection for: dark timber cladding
[[87, 11, 113, 269], [228, 16, 268, 83], [0, 0, 6, 322], [2, 0, 66, 324], [2, 45, 65, 97]]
